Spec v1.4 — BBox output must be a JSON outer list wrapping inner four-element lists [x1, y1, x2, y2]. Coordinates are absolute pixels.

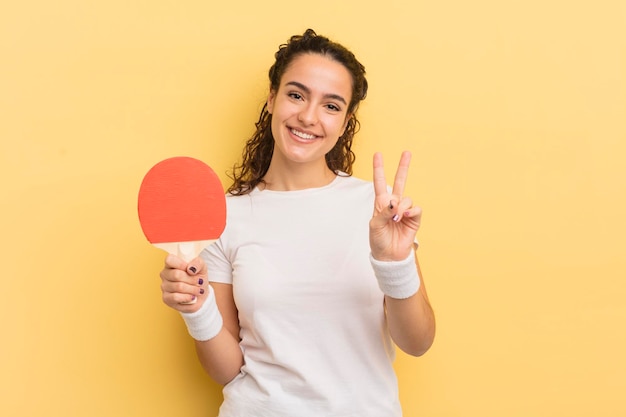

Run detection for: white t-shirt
[[202, 175, 401, 417]]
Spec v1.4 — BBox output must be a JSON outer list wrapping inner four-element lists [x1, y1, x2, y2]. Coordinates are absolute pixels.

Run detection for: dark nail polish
[[189, 266, 197, 274], [198, 278, 204, 285], [200, 288, 205, 295], [389, 201, 394, 209]]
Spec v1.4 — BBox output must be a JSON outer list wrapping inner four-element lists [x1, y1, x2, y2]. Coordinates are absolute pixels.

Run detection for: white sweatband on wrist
[[370, 251, 421, 299], [180, 285, 223, 341]]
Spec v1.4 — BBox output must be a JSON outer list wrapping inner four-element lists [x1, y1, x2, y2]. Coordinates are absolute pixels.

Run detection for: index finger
[[392, 151, 412, 196], [372, 152, 388, 196]]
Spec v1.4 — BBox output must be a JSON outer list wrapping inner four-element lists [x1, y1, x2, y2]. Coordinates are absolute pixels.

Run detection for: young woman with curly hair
[[159, 29, 435, 417]]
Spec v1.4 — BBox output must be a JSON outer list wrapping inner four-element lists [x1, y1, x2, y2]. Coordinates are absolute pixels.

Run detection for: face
[[267, 53, 353, 169]]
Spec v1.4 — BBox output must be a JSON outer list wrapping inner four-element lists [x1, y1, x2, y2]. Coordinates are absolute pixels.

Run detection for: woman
[[160, 29, 435, 416]]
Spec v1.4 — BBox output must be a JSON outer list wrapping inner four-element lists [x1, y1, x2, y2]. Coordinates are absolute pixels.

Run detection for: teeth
[[291, 129, 316, 140]]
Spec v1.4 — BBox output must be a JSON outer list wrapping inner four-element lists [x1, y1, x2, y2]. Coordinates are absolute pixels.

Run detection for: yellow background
[[2, 1, 625, 416]]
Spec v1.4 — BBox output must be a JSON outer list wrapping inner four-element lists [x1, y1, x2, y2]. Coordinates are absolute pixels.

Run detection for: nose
[[297, 103, 318, 126]]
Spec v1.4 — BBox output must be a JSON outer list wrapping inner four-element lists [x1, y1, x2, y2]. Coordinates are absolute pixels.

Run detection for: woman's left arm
[[384, 253, 435, 356], [369, 151, 436, 356]]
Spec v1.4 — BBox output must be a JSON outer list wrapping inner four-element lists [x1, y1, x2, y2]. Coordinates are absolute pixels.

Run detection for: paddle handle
[[153, 240, 216, 262]]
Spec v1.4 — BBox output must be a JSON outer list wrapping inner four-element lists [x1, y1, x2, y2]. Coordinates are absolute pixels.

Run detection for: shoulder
[[223, 192, 255, 215], [334, 174, 375, 197]]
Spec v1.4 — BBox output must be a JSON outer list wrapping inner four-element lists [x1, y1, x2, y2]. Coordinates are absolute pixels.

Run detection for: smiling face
[[266, 53, 354, 172]]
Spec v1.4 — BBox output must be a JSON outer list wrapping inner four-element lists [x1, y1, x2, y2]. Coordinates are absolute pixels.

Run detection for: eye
[[325, 103, 341, 112], [288, 92, 303, 101]]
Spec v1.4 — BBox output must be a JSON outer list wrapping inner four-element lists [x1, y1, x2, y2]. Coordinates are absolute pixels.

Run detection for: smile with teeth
[[290, 128, 317, 140]]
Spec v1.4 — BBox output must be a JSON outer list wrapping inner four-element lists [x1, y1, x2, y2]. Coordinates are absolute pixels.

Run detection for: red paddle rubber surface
[[138, 156, 226, 244]]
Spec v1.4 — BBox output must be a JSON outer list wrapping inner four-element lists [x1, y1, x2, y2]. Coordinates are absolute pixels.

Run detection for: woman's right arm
[[160, 255, 243, 385]]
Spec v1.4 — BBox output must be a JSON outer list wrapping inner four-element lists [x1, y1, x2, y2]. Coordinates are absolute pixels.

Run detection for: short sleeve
[[201, 239, 233, 284]]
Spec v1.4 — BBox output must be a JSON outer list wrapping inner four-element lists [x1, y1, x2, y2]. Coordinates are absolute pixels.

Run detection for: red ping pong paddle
[[138, 156, 227, 264]]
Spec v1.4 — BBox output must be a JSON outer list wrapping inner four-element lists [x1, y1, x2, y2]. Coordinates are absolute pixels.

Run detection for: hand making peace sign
[[369, 151, 422, 262]]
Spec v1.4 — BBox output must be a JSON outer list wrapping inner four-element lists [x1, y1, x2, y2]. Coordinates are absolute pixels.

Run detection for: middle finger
[[392, 151, 412, 197]]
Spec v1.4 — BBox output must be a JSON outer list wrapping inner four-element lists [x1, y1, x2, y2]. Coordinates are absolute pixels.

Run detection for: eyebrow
[[285, 81, 348, 105]]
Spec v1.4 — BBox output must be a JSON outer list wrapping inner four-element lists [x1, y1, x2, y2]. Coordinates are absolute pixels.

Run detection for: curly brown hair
[[227, 29, 368, 195]]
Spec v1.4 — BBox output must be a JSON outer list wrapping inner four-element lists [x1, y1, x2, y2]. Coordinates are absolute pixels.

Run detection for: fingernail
[[189, 266, 197, 274], [199, 288, 205, 295], [404, 211, 411, 217], [389, 201, 394, 209], [392, 214, 400, 222], [198, 278, 204, 285], [191, 295, 197, 302]]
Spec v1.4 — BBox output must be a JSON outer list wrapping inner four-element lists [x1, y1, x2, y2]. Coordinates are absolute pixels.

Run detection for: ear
[[267, 90, 276, 114]]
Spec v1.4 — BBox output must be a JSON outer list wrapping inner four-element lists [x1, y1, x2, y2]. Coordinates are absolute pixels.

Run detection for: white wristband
[[180, 285, 223, 341], [370, 251, 421, 299]]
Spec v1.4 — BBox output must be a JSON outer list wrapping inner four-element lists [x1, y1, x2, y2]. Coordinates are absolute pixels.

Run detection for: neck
[[262, 159, 336, 191]]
